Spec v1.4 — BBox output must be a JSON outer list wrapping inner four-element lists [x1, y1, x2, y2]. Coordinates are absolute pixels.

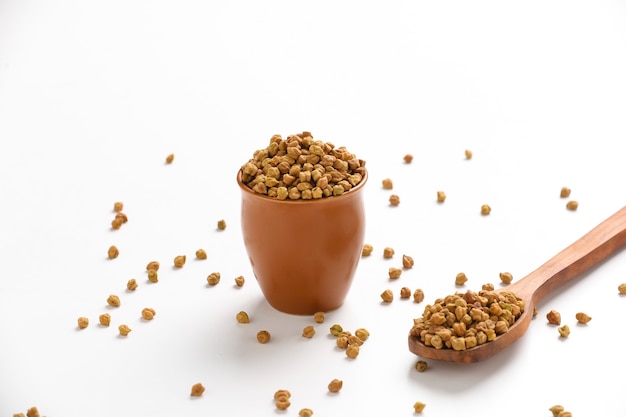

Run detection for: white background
[[2, 1, 626, 416]]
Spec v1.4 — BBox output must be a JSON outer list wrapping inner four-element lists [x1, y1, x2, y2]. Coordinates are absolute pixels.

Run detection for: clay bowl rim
[[236, 168, 368, 205]]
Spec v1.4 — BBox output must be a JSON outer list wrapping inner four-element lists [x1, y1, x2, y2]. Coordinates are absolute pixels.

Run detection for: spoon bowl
[[409, 206, 626, 363]]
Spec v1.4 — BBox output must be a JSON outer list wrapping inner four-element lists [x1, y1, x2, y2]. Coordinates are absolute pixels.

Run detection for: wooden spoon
[[408, 206, 626, 364]]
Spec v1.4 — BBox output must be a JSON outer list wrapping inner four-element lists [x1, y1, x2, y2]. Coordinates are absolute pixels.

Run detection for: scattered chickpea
[[575, 312, 592, 324], [329, 324, 343, 336], [382, 178, 393, 189], [274, 389, 291, 401], [361, 243, 374, 257], [195, 249, 207, 260], [413, 288, 425, 303], [99, 313, 111, 327], [345, 344, 360, 359], [436, 191, 446, 203], [549, 405, 565, 417], [482, 283, 495, 291], [413, 401, 426, 413], [383, 247, 395, 259], [113, 201, 124, 212], [302, 325, 316, 338], [115, 212, 128, 224], [558, 324, 570, 338], [26, 407, 40, 417], [276, 400, 291, 410], [389, 194, 400, 206], [77, 317, 89, 329], [174, 255, 186, 268], [415, 360, 428, 372], [566, 201, 578, 211], [147, 269, 158, 283], [499, 272, 513, 284], [257, 330, 271, 344], [111, 217, 123, 230], [328, 378, 343, 393], [118, 324, 132, 336], [107, 245, 119, 259], [165, 153, 174, 164], [146, 261, 160, 271], [403, 154, 413, 163], [141, 308, 156, 320], [127, 278, 138, 291], [546, 310, 561, 325], [107, 294, 121, 307], [299, 408, 314, 417], [480, 204, 491, 215], [619, 283, 626, 295], [207, 272, 221, 285], [560, 187, 571, 198], [313, 311, 325, 323], [236, 311, 250, 323], [234, 276, 245, 287], [455, 272, 468, 286], [381, 289, 394, 303], [217, 219, 227, 230], [558, 412, 572, 417], [190, 382, 205, 396], [355, 328, 370, 341], [464, 149, 472, 160], [388, 267, 402, 279], [402, 254, 414, 269], [400, 287, 412, 299]]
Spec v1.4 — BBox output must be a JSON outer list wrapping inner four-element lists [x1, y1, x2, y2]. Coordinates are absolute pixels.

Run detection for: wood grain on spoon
[[408, 206, 626, 364]]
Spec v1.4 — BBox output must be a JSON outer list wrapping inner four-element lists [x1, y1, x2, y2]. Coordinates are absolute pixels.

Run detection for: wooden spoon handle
[[510, 206, 626, 303]]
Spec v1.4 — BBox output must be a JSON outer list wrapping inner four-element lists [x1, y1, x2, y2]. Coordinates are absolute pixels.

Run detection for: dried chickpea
[[113, 201, 124, 212], [207, 272, 221, 285], [107, 245, 119, 259], [560, 187, 571, 198], [313, 311, 325, 323], [575, 312, 592, 324], [329, 324, 343, 336], [127, 278, 138, 291], [174, 255, 186, 268], [115, 212, 128, 224], [236, 311, 250, 323], [345, 344, 360, 359], [436, 191, 446, 203], [99, 313, 111, 327], [355, 328, 370, 341], [257, 330, 271, 343], [546, 310, 561, 325], [118, 324, 132, 336], [107, 294, 121, 307], [274, 389, 291, 401], [165, 153, 174, 164], [141, 308, 156, 320], [400, 287, 412, 299], [388, 267, 402, 279], [413, 288, 425, 303], [558, 412, 572, 417], [480, 204, 491, 215], [482, 283, 495, 291], [111, 217, 123, 230], [190, 382, 205, 396], [402, 254, 414, 269], [389, 194, 400, 206], [147, 269, 158, 283], [234, 276, 245, 287], [413, 401, 426, 413], [302, 325, 316, 338], [415, 360, 428, 372], [77, 317, 89, 329], [558, 324, 570, 338], [14, 413, 25, 417], [328, 378, 343, 393], [146, 261, 160, 271], [217, 219, 227, 230], [26, 408, 40, 417], [499, 272, 513, 284], [464, 149, 472, 160], [381, 289, 393, 303], [455, 272, 468, 286], [383, 247, 395, 259], [549, 405, 565, 417], [404, 154, 413, 163], [619, 283, 626, 294], [276, 400, 291, 410], [361, 243, 373, 257], [195, 249, 207, 260], [299, 408, 313, 417], [566, 200, 578, 211], [382, 178, 393, 189]]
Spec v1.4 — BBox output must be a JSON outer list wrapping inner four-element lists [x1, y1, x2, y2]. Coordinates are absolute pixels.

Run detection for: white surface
[[2, 1, 626, 415]]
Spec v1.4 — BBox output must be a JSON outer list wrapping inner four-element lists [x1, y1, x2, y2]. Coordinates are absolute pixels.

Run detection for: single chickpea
[[217, 219, 227, 230], [361, 243, 374, 257], [313, 311, 325, 323], [99, 313, 111, 327], [236, 311, 250, 324], [147, 269, 158, 283], [328, 378, 343, 393], [480, 204, 491, 215], [77, 317, 89, 329], [389, 194, 400, 206], [381, 289, 393, 303], [107, 245, 119, 259], [190, 382, 205, 396], [146, 261, 160, 271], [413, 289, 425, 303], [403, 154, 413, 163], [141, 308, 156, 320], [113, 201, 124, 212], [455, 272, 468, 286], [566, 200, 578, 211], [302, 325, 316, 338], [207, 272, 221, 285], [173, 255, 186, 268], [107, 294, 121, 307], [118, 324, 132, 336], [402, 254, 414, 269], [127, 278, 138, 291], [388, 267, 402, 279], [382, 178, 393, 189], [234, 276, 245, 287], [499, 272, 513, 284], [257, 330, 271, 344], [195, 249, 207, 260], [166, 153, 174, 164], [383, 247, 395, 259], [437, 191, 446, 203]]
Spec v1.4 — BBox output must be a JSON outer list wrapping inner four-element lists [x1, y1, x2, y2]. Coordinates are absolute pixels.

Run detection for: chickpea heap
[[239, 132, 366, 200], [409, 290, 525, 351]]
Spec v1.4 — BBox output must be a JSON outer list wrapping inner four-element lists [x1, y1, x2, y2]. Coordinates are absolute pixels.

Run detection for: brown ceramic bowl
[[237, 169, 368, 315]]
